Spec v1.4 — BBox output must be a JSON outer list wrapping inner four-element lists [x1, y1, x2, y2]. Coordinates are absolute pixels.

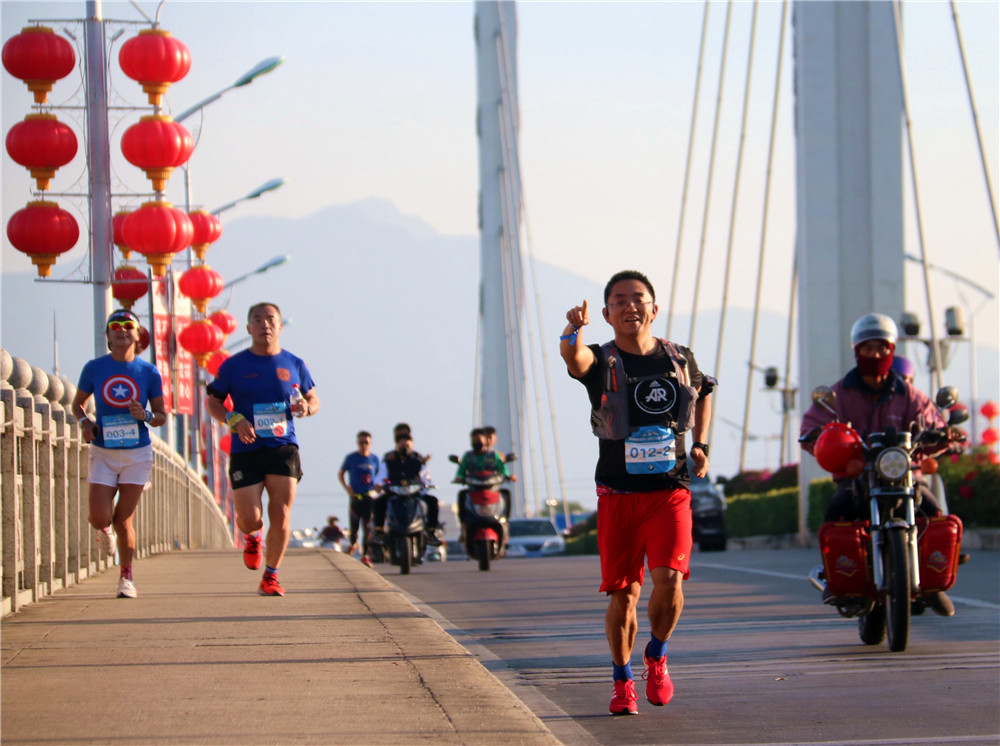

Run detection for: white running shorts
[[88, 444, 153, 487]]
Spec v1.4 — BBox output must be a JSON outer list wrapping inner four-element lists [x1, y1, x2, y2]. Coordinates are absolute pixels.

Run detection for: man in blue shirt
[[338, 430, 380, 566], [205, 302, 320, 597]]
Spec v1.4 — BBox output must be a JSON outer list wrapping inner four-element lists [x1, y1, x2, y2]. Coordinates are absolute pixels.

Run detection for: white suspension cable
[[666, 0, 712, 340], [689, 0, 734, 347], [948, 0, 1000, 253], [497, 8, 570, 523], [473, 282, 483, 427], [710, 0, 760, 447], [781, 256, 797, 469], [739, 0, 789, 472], [892, 0, 944, 390]]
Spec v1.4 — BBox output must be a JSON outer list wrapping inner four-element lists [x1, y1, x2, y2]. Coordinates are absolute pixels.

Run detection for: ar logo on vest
[[634, 378, 676, 415]]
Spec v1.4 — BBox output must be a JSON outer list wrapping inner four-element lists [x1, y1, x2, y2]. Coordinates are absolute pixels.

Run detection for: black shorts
[[229, 444, 303, 489]]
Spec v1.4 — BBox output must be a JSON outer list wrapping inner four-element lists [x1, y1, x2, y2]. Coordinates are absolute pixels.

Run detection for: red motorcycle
[[803, 385, 967, 652], [450, 456, 510, 571]]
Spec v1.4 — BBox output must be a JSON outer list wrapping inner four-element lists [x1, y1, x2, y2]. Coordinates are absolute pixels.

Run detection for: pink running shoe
[[609, 679, 638, 716], [642, 653, 674, 706], [243, 533, 262, 570]]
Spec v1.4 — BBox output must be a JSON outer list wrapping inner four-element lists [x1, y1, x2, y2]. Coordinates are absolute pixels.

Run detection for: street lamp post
[[902, 254, 995, 443], [172, 56, 284, 470]]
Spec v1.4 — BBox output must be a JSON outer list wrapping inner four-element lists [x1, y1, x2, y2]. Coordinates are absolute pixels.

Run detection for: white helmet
[[851, 313, 898, 347]]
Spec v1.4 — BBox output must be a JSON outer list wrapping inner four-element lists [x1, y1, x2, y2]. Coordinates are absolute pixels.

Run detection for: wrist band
[[226, 412, 246, 432], [144, 410, 154, 423], [77, 416, 90, 425], [560, 326, 581, 344]]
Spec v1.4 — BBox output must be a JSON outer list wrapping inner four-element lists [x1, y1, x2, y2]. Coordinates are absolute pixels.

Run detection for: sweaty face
[[604, 279, 657, 334]]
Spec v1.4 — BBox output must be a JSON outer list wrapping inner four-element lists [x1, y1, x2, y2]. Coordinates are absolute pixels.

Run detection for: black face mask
[[472, 442, 485, 453]]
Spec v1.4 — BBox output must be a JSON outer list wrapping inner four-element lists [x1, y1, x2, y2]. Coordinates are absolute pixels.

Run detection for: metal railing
[[1, 349, 233, 616]]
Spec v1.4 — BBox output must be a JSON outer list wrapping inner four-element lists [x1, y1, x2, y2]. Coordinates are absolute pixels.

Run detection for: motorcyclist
[[799, 312, 963, 616], [374, 432, 442, 546], [454, 428, 515, 536]]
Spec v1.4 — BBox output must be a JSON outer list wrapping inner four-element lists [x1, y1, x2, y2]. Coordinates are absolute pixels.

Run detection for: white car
[[505, 518, 566, 558]]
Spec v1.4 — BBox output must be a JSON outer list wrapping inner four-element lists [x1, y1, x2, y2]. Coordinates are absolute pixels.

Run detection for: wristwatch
[[691, 442, 710, 458]]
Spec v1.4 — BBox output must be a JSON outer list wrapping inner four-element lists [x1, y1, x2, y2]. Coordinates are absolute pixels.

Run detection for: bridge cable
[[710, 0, 760, 448], [948, 0, 1000, 253], [666, 0, 712, 341], [738, 0, 790, 472], [892, 0, 945, 390], [688, 0, 735, 348], [497, 8, 571, 523]]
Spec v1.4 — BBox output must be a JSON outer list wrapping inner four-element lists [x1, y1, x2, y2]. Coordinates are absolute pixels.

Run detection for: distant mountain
[[4, 199, 996, 532]]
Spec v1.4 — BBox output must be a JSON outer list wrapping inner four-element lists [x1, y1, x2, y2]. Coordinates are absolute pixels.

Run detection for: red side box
[[819, 521, 875, 597], [916, 515, 963, 593]]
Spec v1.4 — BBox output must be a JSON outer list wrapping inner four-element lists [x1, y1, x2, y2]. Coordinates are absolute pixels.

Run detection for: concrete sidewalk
[[0, 549, 561, 746]]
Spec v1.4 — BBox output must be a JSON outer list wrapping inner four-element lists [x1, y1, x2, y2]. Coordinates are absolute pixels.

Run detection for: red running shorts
[[596, 485, 693, 594]]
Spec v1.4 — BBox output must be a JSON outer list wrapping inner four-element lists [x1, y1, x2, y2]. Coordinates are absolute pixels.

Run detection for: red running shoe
[[609, 679, 638, 716], [258, 573, 284, 596], [243, 533, 262, 570], [361, 556, 373, 567], [642, 653, 674, 706]]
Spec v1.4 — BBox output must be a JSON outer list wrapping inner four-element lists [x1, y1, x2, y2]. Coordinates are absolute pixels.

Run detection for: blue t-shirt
[[208, 348, 315, 454], [77, 355, 163, 449], [340, 452, 380, 494]]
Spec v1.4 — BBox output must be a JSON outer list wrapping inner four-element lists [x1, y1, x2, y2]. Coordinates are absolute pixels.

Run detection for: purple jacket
[[800, 369, 945, 455]]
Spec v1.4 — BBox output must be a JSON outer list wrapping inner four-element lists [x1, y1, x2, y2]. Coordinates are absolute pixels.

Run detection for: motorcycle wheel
[[398, 535, 412, 575], [477, 538, 491, 572], [884, 528, 911, 652], [858, 601, 886, 645]]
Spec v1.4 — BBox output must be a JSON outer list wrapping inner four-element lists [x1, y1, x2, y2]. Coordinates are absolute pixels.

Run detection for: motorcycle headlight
[[875, 447, 910, 481]]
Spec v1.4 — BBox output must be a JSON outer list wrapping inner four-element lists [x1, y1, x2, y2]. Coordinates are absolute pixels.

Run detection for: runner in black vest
[[560, 270, 715, 716]]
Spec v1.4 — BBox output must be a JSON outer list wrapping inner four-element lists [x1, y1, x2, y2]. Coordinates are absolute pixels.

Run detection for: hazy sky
[[3, 0, 998, 371]]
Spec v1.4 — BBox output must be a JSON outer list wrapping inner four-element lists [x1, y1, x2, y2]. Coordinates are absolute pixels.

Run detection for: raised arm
[[560, 299, 597, 379]]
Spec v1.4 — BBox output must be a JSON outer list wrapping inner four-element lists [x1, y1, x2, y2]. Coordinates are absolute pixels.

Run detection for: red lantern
[[178, 318, 223, 367], [188, 210, 223, 261], [111, 265, 149, 309], [2, 26, 76, 104], [120, 115, 193, 192], [205, 349, 230, 377], [122, 200, 193, 277], [981, 401, 999, 421], [178, 264, 224, 313], [118, 29, 191, 107], [112, 210, 132, 259], [137, 325, 150, 353], [6, 200, 79, 277], [5, 113, 78, 190], [209, 309, 238, 336], [981, 428, 999, 447]]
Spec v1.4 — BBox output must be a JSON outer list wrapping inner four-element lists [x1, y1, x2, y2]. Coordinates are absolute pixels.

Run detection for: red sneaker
[[609, 679, 638, 716], [642, 653, 674, 706], [258, 573, 284, 596], [243, 533, 262, 570], [361, 556, 373, 567]]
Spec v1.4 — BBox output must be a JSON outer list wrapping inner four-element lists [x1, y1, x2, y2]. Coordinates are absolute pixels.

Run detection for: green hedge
[[725, 487, 798, 537]]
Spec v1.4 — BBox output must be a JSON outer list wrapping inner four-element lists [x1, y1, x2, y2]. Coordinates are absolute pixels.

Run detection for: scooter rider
[[374, 432, 443, 545], [454, 428, 515, 535], [800, 312, 963, 616]]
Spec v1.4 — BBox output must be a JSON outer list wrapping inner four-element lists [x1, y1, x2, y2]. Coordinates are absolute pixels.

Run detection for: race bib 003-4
[[102, 412, 139, 448]]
